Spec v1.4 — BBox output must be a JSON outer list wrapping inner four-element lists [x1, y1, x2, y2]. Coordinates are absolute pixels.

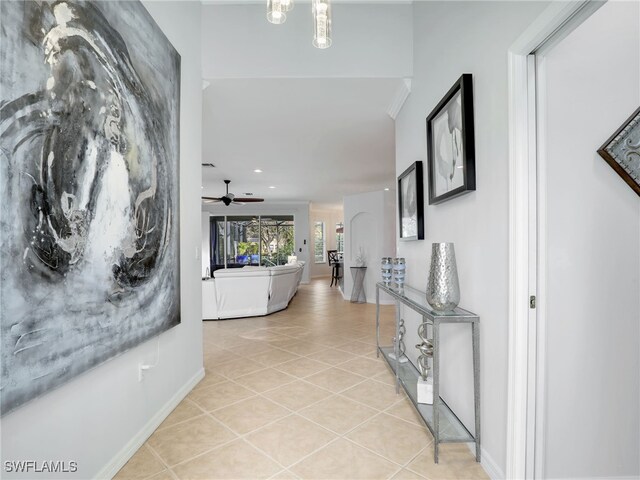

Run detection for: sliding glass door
[[209, 215, 295, 270], [210, 216, 225, 270], [226, 216, 260, 267], [260, 216, 295, 267]]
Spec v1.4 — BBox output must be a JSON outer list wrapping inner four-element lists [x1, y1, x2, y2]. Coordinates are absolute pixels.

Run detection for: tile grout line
[[280, 411, 426, 477], [148, 376, 304, 473], [172, 370, 406, 474], [167, 369, 367, 473], [402, 444, 431, 478], [381, 397, 436, 432], [144, 442, 180, 480]]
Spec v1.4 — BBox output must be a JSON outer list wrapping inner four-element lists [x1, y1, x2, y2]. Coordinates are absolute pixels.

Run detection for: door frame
[[506, 2, 604, 478]]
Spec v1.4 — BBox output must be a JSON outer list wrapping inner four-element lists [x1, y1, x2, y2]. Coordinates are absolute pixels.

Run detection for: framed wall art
[[398, 161, 424, 241], [426, 74, 476, 205], [0, 0, 181, 414], [597, 106, 640, 196]]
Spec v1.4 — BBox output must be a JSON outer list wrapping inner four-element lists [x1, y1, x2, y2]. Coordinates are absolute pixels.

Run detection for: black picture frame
[[398, 161, 424, 241], [426, 73, 476, 205], [597, 106, 640, 197]]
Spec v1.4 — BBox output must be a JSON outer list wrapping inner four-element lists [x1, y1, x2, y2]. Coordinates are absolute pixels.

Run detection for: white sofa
[[202, 262, 305, 320]]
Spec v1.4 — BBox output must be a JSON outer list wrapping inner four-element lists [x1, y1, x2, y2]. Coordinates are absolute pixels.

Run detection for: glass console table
[[375, 282, 481, 464]]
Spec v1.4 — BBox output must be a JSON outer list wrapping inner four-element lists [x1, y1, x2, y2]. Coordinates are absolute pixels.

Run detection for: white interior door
[[534, 2, 640, 478]]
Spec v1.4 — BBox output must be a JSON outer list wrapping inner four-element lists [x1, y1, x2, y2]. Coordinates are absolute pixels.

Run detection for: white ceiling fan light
[[281, 0, 294, 12], [267, 0, 286, 24]]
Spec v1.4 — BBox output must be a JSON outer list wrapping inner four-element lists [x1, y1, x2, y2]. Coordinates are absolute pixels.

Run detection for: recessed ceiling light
[[254, 169, 263, 173], [384, 187, 390, 191], [269, 186, 276, 189]]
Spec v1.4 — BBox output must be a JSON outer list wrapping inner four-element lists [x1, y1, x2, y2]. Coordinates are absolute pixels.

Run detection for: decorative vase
[[381, 257, 392, 285], [426, 243, 460, 312], [392, 258, 406, 291]]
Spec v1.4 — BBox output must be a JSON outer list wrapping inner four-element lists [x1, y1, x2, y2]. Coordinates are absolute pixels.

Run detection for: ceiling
[[201, 78, 402, 208]]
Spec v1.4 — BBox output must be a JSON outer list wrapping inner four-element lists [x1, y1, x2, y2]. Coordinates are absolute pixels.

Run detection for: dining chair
[[327, 250, 342, 287]]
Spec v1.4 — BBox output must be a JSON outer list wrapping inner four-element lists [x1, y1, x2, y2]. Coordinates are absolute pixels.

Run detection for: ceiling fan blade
[[231, 201, 245, 206], [233, 198, 265, 203], [202, 197, 223, 204]]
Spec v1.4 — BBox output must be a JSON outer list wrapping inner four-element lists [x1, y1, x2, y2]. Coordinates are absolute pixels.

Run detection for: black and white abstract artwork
[[426, 74, 475, 205], [431, 91, 464, 197], [401, 169, 417, 236], [397, 161, 424, 241], [0, 0, 181, 414]]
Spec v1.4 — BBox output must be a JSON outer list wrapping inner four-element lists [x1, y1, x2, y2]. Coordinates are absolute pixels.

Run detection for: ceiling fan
[[202, 180, 265, 206]]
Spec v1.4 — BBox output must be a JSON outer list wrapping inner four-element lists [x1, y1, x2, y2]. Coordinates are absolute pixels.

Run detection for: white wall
[[394, 2, 548, 477], [542, 2, 640, 477], [201, 211, 211, 276], [201, 3, 412, 79], [309, 205, 344, 278], [202, 202, 311, 283], [343, 190, 396, 303], [0, 2, 204, 478]]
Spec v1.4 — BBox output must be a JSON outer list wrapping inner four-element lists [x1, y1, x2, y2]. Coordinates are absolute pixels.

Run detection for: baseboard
[[464, 443, 504, 480], [96, 367, 205, 479], [480, 446, 504, 480], [545, 477, 639, 480], [475, 443, 640, 480]]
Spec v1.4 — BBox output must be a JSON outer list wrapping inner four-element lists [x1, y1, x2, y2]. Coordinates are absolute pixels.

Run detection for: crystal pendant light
[[267, 0, 286, 24], [312, 0, 332, 49], [281, 0, 294, 12]]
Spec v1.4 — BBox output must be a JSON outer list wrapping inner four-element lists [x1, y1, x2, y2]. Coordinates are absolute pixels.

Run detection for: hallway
[[116, 280, 487, 479]]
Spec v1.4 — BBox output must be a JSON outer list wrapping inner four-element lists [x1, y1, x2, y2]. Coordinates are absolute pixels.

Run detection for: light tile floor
[[115, 279, 488, 480]]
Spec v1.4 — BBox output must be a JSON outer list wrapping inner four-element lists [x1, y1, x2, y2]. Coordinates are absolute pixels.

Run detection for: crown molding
[[386, 78, 411, 120], [202, 0, 412, 5]]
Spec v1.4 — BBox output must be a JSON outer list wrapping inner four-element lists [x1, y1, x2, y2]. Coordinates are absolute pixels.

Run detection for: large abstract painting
[[0, 0, 181, 414]]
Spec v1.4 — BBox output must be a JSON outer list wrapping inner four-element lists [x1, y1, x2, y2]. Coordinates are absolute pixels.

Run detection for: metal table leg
[[376, 286, 380, 358], [472, 321, 481, 462], [433, 321, 440, 464], [394, 300, 401, 394]]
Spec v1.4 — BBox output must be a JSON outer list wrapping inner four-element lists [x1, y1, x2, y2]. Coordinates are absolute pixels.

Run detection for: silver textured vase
[[426, 243, 460, 312]]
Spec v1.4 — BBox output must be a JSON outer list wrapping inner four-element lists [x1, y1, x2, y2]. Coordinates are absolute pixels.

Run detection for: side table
[[375, 282, 481, 464], [350, 267, 367, 303]]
